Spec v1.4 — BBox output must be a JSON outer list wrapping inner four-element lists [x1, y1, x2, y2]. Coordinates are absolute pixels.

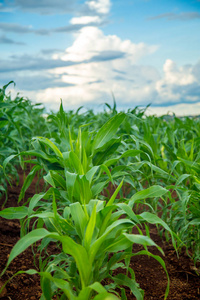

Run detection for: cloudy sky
[[0, 0, 200, 115]]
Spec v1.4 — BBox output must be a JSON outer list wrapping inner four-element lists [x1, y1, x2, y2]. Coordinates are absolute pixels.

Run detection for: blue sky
[[0, 0, 200, 115]]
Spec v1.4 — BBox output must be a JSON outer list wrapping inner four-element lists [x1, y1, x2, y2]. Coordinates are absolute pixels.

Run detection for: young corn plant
[[0, 182, 174, 299], [3, 109, 130, 206]]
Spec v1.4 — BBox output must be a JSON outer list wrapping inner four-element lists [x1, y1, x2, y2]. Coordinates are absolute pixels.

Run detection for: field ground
[[0, 170, 200, 300]]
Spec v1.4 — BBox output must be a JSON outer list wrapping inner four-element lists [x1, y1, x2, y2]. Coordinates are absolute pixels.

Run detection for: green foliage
[[1, 82, 200, 298], [0, 82, 47, 204]]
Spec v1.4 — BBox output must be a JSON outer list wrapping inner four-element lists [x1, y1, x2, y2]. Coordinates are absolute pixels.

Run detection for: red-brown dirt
[[0, 170, 200, 299]]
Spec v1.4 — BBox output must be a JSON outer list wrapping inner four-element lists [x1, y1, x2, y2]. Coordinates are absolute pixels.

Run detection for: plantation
[[0, 82, 200, 299]]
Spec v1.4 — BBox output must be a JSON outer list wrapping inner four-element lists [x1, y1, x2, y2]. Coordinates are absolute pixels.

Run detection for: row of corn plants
[[0, 82, 48, 204], [0, 83, 200, 298]]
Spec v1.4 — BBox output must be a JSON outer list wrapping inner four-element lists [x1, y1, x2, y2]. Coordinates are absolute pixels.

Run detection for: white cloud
[[86, 0, 111, 14], [42, 25, 159, 109], [146, 102, 200, 117], [162, 59, 196, 85], [70, 16, 102, 25], [155, 59, 199, 104], [35, 53, 200, 113], [8, 54, 200, 114], [54, 26, 158, 63]]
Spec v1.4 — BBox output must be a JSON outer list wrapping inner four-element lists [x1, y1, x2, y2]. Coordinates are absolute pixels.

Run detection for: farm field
[[1, 82, 200, 299], [0, 172, 200, 300]]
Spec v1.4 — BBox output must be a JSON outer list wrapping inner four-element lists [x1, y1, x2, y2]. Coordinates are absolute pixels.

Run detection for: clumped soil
[[0, 170, 200, 299]]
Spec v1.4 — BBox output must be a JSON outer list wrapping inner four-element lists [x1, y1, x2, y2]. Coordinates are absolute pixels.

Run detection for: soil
[[0, 170, 200, 300]]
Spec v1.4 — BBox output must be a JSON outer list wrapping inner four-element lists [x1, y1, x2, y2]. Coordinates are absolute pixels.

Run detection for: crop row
[[0, 82, 200, 299]]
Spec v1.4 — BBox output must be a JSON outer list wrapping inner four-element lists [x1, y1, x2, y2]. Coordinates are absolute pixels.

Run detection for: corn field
[[0, 82, 200, 299]]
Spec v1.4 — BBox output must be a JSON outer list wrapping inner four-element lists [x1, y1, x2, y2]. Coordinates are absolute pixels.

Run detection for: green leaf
[[45, 171, 66, 190], [187, 218, 200, 226], [33, 137, 63, 159], [175, 174, 191, 187], [65, 171, 77, 201], [93, 293, 120, 300], [86, 166, 99, 184], [60, 235, 92, 288], [106, 179, 123, 207], [31, 270, 75, 300], [139, 212, 177, 252], [18, 165, 42, 202], [44, 172, 56, 187], [42, 277, 52, 300], [70, 202, 88, 239], [91, 181, 108, 197], [1, 229, 58, 276], [178, 157, 200, 173], [92, 112, 126, 151], [84, 204, 96, 251], [139, 212, 171, 232], [90, 219, 134, 264], [69, 151, 84, 174], [123, 233, 163, 254], [104, 149, 142, 167], [129, 185, 168, 207], [116, 203, 139, 224], [99, 180, 124, 236], [112, 273, 143, 300], [0, 206, 28, 219], [104, 235, 133, 252]]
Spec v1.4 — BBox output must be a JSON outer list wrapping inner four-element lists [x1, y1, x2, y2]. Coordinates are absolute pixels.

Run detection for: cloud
[[0, 3, 13, 12], [0, 35, 25, 45], [55, 26, 158, 62], [89, 50, 126, 62], [41, 49, 64, 55], [146, 102, 200, 117], [70, 15, 102, 25], [31, 26, 159, 110], [0, 22, 33, 34], [14, 74, 74, 90], [53, 19, 108, 33], [0, 0, 111, 39], [0, 22, 159, 111], [155, 59, 200, 104], [3, 29, 200, 114], [1, 0, 112, 16], [29, 54, 200, 112], [1, 0, 199, 114], [0, 55, 80, 73], [148, 12, 200, 21], [0, 47, 131, 75], [85, 0, 111, 14], [0, 72, 74, 91], [0, 19, 108, 36], [10, 0, 78, 15]]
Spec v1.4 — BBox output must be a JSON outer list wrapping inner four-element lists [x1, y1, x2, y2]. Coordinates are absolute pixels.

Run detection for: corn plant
[[3, 108, 130, 205], [0, 182, 174, 299]]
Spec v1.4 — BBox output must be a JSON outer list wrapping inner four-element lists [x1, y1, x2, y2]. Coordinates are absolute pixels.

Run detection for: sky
[[0, 0, 200, 115]]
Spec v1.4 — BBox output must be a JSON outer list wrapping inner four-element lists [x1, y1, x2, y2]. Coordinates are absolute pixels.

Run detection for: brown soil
[[0, 170, 200, 300]]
